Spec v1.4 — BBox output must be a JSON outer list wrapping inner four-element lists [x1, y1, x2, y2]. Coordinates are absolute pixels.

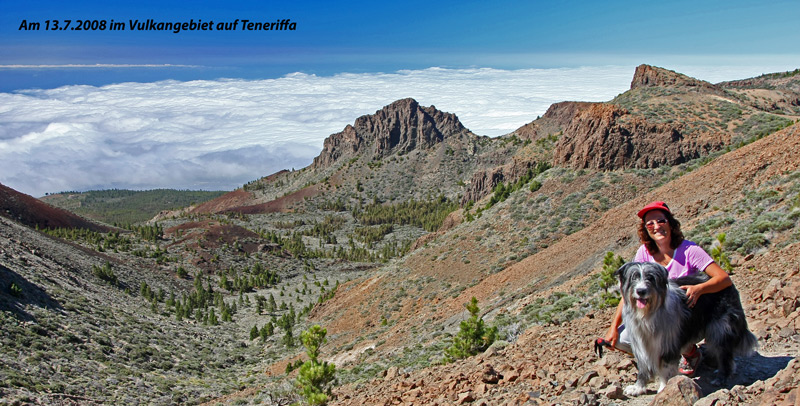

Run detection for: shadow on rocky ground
[[0, 264, 62, 321], [694, 351, 794, 395]]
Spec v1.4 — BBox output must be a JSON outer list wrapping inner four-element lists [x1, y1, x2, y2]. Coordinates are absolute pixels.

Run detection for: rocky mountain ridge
[[630, 64, 721, 93], [183, 64, 799, 215], [312, 98, 470, 169]]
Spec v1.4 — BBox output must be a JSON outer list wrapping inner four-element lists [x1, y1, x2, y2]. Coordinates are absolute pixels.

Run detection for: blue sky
[[3, 0, 798, 89], [1, 1, 798, 196]]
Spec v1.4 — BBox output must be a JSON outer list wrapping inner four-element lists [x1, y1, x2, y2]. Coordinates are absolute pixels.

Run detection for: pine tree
[[250, 325, 259, 340], [598, 251, 624, 307], [283, 327, 294, 348], [444, 297, 497, 362], [268, 294, 277, 312], [710, 233, 733, 273], [295, 325, 336, 405], [260, 322, 274, 340], [279, 314, 294, 348]]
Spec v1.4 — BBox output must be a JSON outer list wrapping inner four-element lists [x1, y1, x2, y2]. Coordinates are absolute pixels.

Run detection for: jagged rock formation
[[549, 65, 741, 171], [630, 64, 720, 93], [552, 103, 725, 170], [312, 98, 469, 168]]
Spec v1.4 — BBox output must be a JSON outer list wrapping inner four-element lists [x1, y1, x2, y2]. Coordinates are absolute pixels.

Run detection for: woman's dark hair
[[638, 209, 684, 255]]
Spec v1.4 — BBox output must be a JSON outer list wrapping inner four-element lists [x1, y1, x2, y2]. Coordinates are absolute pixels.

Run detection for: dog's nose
[[636, 287, 648, 297]]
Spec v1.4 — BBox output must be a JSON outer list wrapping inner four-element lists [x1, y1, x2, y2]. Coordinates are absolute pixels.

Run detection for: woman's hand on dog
[[681, 285, 701, 307], [681, 262, 733, 308]]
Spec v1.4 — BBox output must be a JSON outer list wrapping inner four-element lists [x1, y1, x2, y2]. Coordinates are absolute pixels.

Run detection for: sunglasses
[[644, 218, 668, 229]]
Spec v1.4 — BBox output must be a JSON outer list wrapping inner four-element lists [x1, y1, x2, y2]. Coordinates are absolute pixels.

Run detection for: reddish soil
[[191, 189, 254, 214], [0, 183, 112, 232], [166, 220, 267, 271], [228, 185, 322, 214]]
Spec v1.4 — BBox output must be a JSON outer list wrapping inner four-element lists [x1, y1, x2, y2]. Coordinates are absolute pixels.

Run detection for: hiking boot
[[679, 346, 702, 376]]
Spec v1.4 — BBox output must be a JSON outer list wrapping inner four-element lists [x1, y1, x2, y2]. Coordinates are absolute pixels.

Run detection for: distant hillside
[[41, 189, 227, 225], [0, 183, 112, 232]]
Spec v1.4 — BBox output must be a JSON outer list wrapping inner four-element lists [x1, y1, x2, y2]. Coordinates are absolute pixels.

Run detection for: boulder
[[650, 375, 702, 406]]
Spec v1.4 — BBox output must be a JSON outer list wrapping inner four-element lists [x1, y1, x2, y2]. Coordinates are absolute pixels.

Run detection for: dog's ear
[[614, 262, 634, 283]]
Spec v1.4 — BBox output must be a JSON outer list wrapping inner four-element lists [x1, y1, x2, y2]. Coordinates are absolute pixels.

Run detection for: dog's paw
[[624, 384, 647, 397], [710, 376, 726, 386]]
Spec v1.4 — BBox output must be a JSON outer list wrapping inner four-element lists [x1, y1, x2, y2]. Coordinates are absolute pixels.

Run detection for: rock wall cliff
[[552, 103, 725, 170]]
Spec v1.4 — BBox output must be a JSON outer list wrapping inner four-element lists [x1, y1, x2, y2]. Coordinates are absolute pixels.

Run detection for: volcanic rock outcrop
[[550, 65, 735, 171], [552, 103, 725, 170], [630, 64, 720, 93], [312, 98, 469, 168]]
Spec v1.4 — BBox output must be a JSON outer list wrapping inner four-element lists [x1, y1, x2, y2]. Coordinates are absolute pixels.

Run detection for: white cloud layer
[[0, 64, 786, 196]]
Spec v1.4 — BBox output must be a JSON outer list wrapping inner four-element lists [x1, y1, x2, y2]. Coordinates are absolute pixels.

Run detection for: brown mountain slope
[[191, 188, 254, 215], [720, 68, 800, 115], [0, 183, 112, 232], [320, 122, 800, 404]]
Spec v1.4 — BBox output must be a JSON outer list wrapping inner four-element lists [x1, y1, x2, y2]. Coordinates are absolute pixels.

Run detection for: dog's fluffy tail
[[736, 330, 759, 357]]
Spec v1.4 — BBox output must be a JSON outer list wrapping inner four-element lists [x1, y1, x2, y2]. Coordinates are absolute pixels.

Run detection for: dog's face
[[615, 262, 669, 315]]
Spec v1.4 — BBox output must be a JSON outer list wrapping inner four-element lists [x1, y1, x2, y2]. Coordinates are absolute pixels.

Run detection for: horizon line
[[0, 64, 202, 69]]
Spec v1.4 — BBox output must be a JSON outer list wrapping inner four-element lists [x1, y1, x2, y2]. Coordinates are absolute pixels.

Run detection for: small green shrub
[[9, 282, 22, 297], [444, 297, 497, 362], [92, 262, 117, 286]]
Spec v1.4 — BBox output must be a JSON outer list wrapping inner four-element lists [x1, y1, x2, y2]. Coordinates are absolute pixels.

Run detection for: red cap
[[637, 201, 671, 219]]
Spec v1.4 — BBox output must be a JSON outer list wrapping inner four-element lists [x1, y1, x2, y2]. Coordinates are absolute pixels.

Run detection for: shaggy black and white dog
[[616, 262, 757, 396]]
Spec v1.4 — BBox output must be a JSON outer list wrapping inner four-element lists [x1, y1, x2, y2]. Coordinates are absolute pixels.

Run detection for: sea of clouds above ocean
[[0, 64, 775, 196]]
